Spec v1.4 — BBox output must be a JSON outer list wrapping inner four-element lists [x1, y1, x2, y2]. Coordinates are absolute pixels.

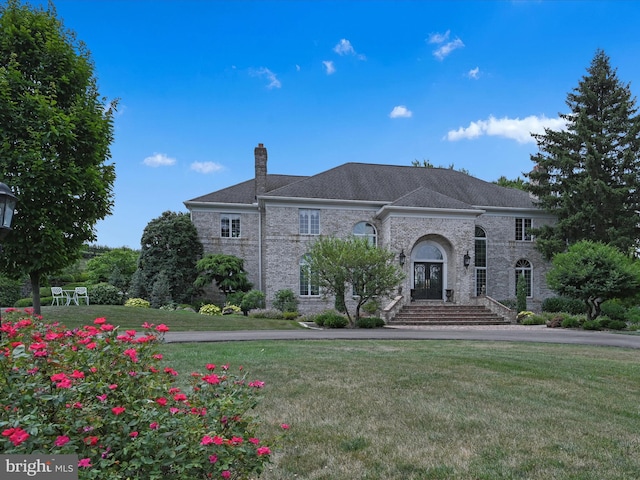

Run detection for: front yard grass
[[163, 340, 640, 480], [37, 305, 302, 331]]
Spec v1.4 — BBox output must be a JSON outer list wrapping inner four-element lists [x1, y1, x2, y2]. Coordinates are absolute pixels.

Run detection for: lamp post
[[0, 182, 18, 334]]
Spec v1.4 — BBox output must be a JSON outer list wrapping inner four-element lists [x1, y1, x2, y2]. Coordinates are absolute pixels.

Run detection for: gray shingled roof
[[187, 163, 536, 209], [187, 175, 306, 204], [265, 163, 536, 209]]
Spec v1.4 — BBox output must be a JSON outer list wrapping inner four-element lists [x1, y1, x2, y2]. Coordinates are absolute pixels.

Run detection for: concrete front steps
[[388, 301, 511, 326]]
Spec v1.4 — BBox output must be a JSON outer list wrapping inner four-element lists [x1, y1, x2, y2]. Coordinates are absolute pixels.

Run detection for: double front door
[[413, 262, 443, 300]]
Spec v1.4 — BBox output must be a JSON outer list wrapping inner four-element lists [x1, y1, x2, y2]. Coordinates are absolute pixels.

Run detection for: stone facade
[[185, 144, 556, 315]]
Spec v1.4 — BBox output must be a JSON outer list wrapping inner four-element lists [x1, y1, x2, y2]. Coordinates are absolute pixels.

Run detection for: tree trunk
[[30, 272, 41, 316], [586, 296, 602, 321]]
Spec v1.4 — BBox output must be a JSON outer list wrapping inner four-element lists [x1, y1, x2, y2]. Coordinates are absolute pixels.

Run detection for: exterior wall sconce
[[0, 182, 17, 241], [463, 251, 471, 269], [399, 249, 406, 266]]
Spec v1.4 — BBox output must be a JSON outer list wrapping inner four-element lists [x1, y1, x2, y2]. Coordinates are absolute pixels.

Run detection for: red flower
[[84, 436, 99, 446], [129, 431, 139, 438], [202, 374, 220, 385], [206, 363, 216, 371], [156, 324, 169, 332], [94, 317, 106, 325], [70, 370, 85, 379], [78, 458, 92, 468], [156, 397, 168, 406], [55, 435, 70, 446], [111, 406, 126, 415], [257, 446, 271, 456], [2, 427, 29, 446]]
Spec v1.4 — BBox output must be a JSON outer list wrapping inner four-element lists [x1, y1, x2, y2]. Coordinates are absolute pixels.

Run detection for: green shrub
[[273, 289, 298, 313], [626, 307, 640, 324], [605, 319, 627, 330], [90, 283, 125, 305], [248, 308, 284, 319], [516, 311, 535, 323], [542, 297, 585, 315], [199, 304, 222, 316], [240, 290, 266, 315], [362, 300, 379, 316], [315, 310, 348, 329], [600, 300, 627, 321], [561, 316, 582, 328], [0, 309, 280, 478], [582, 319, 601, 331], [124, 298, 150, 308], [150, 272, 172, 309], [222, 304, 242, 315], [516, 274, 527, 313], [282, 311, 299, 320], [521, 314, 547, 325], [356, 316, 385, 328], [0, 277, 22, 307], [14, 298, 33, 307]]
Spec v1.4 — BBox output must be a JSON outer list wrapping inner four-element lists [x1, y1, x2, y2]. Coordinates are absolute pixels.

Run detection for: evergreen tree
[[526, 50, 640, 259], [135, 211, 203, 304]]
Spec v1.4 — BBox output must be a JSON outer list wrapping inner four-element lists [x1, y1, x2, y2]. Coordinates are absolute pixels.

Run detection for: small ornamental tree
[[516, 274, 528, 313], [194, 254, 252, 296], [306, 236, 405, 327], [546, 240, 640, 320]]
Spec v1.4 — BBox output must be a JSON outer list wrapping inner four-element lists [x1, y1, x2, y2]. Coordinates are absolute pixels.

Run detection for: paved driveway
[[164, 325, 640, 349]]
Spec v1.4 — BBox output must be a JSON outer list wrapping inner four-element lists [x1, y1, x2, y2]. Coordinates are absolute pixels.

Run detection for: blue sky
[[37, 1, 640, 249]]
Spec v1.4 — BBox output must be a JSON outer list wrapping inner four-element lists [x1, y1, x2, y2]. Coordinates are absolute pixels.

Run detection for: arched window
[[413, 242, 443, 261], [474, 226, 487, 296], [353, 222, 377, 245], [515, 259, 532, 297], [299, 255, 319, 296]]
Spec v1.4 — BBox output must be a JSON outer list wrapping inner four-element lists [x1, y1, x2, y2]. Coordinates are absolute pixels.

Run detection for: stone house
[[184, 144, 555, 317]]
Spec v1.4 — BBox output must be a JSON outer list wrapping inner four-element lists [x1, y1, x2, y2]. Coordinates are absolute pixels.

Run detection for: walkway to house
[[163, 324, 640, 349]]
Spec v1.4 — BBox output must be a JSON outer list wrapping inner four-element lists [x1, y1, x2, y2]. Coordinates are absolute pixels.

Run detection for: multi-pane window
[[515, 218, 532, 241], [515, 259, 532, 297], [299, 209, 320, 235], [474, 226, 487, 296], [221, 214, 240, 238], [299, 256, 319, 296], [353, 222, 377, 245]]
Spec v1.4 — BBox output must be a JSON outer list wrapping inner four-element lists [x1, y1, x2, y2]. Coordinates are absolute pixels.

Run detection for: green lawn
[[34, 305, 302, 331], [163, 340, 640, 480]]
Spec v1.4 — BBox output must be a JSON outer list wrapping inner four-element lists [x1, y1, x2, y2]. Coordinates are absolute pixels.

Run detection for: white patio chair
[[74, 286, 89, 305], [51, 287, 65, 306]]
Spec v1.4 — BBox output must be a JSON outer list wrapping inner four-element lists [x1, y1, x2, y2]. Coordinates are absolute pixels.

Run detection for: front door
[[413, 262, 443, 300]]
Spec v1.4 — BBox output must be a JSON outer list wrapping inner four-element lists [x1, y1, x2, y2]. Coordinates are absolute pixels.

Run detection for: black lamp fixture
[[0, 182, 18, 336], [463, 251, 471, 269], [0, 182, 17, 241], [398, 249, 406, 266]]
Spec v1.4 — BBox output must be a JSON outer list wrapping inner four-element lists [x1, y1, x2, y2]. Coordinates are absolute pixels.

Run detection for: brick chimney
[[255, 143, 267, 197]]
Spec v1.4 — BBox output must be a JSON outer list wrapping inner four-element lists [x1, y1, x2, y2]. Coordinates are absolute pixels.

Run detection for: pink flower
[[156, 397, 168, 406], [129, 431, 139, 438], [86, 342, 97, 350], [173, 393, 187, 402], [209, 454, 218, 464], [94, 317, 106, 325], [206, 363, 216, 371], [249, 380, 265, 388], [126, 330, 137, 337], [50, 372, 67, 382], [202, 374, 220, 385], [249, 437, 260, 445], [55, 435, 70, 446], [142, 322, 154, 329], [281, 423, 290, 430], [153, 353, 163, 360], [2, 427, 29, 446], [70, 370, 85, 379], [108, 384, 118, 390], [149, 422, 159, 430], [221, 471, 231, 479], [78, 458, 92, 468], [56, 379, 73, 389], [111, 406, 126, 415], [96, 394, 107, 403], [156, 324, 169, 332], [201, 435, 215, 445], [257, 446, 271, 456]]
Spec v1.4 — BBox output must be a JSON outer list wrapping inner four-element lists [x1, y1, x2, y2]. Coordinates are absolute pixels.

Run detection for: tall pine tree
[[527, 50, 640, 259]]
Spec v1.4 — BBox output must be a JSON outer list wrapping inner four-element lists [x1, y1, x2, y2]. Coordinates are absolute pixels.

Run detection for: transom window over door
[[411, 241, 445, 300], [475, 226, 487, 296], [299, 209, 320, 235]]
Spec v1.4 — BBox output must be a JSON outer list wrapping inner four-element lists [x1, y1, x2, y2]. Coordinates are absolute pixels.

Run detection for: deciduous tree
[[546, 240, 640, 320], [306, 236, 405, 327], [0, 1, 116, 313], [527, 50, 640, 259]]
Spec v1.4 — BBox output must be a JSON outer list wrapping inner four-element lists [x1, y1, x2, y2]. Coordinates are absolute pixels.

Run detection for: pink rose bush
[[0, 308, 285, 479]]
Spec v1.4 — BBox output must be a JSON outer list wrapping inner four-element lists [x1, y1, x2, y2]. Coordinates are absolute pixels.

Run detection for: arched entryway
[[410, 240, 447, 300]]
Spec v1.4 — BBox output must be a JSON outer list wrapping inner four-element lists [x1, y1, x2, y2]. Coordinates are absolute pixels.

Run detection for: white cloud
[[446, 115, 568, 144], [143, 153, 176, 167], [323, 60, 336, 75], [468, 67, 480, 79], [296, 64, 301, 71], [190, 161, 224, 174], [433, 38, 464, 60], [251, 67, 281, 89], [389, 105, 413, 119], [334, 38, 355, 55], [428, 30, 450, 44]]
